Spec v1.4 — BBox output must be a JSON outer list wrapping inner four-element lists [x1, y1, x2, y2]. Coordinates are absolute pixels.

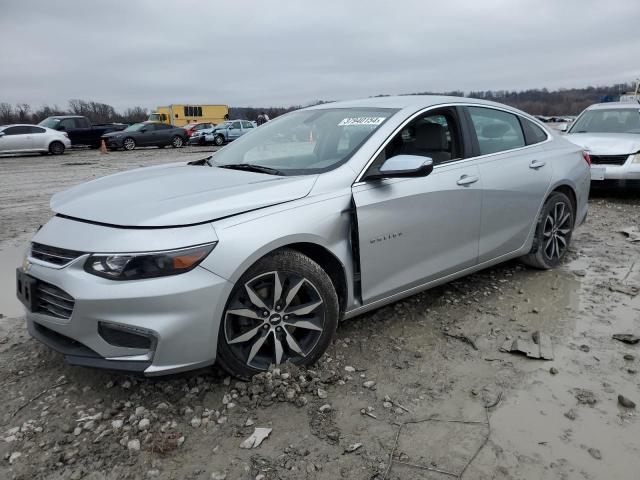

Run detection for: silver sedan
[[16, 96, 590, 377], [0, 124, 71, 155]]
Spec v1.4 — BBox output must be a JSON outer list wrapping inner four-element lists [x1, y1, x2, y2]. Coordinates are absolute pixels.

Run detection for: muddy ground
[[0, 147, 638, 480]]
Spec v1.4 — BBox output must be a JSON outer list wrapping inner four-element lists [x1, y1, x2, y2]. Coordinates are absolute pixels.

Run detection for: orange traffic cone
[[100, 139, 108, 154]]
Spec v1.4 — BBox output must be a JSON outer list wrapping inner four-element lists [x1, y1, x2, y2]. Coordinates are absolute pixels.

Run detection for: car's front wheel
[[521, 191, 574, 269], [49, 141, 65, 155], [171, 136, 184, 148], [214, 134, 224, 146], [123, 137, 136, 151], [216, 249, 339, 378]]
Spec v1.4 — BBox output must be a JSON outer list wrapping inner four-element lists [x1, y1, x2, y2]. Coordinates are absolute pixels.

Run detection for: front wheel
[[49, 141, 65, 155], [171, 136, 184, 148], [123, 137, 136, 151], [216, 249, 339, 378], [214, 134, 224, 146], [521, 191, 574, 269]]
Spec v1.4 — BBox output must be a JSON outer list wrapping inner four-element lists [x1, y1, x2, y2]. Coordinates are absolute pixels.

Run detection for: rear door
[[228, 121, 243, 140], [464, 106, 553, 262], [28, 126, 49, 150], [353, 107, 483, 304]]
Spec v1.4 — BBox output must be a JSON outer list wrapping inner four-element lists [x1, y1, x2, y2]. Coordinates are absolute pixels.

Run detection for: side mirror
[[559, 123, 568, 133], [365, 155, 434, 181]]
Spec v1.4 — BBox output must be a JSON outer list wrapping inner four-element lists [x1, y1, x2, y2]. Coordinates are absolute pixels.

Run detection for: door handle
[[457, 174, 479, 186], [529, 160, 546, 169]]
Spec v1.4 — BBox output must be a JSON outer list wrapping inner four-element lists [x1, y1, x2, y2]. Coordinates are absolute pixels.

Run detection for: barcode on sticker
[[338, 117, 386, 126]]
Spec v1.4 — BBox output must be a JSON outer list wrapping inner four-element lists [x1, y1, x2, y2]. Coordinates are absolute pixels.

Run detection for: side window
[[468, 107, 525, 155], [231, 121, 242, 130], [3, 126, 26, 135], [74, 118, 89, 128], [242, 121, 253, 129], [521, 118, 548, 145], [156, 124, 171, 130], [59, 119, 76, 130], [29, 126, 46, 134]]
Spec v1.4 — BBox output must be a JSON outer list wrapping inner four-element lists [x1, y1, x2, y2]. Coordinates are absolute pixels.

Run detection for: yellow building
[[148, 104, 229, 126]]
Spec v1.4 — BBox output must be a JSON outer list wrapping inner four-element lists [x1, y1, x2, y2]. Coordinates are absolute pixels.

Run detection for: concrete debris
[[612, 333, 640, 345], [501, 331, 554, 360], [619, 226, 640, 242], [240, 427, 272, 449], [574, 389, 598, 406]]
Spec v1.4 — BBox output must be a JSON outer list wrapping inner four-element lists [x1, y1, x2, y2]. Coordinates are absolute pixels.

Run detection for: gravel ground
[[0, 147, 639, 480]]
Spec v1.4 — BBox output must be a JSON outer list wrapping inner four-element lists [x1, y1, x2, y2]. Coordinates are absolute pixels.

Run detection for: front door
[[353, 107, 482, 304]]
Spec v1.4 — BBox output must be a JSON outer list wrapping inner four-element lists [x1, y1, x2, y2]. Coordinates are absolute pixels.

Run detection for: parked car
[[101, 122, 187, 150], [188, 124, 218, 146], [16, 96, 589, 377], [38, 115, 126, 148], [0, 124, 71, 155], [204, 120, 255, 146], [563, 102, 640, 185], [184, 122, 214, 139]]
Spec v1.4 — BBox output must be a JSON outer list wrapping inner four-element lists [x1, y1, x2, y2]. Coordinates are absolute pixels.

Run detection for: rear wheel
[[171, 136, 184, 148], [216, 249, 339, 378], [123, 137, 136, 151], [521, 191, 574, 269], [49, 141, 65, 155], [214, 134, 224, 146]]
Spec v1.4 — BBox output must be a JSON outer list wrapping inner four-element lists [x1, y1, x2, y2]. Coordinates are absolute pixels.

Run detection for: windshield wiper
[[217, 163, 283, 176]]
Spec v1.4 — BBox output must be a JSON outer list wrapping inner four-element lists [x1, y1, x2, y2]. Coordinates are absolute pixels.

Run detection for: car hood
[[564, 133, 640, 155], [51, 163, 317, 227], [102, 130, 127, 138]]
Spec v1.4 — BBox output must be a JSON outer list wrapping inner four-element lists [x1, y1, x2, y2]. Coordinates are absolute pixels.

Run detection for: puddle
[[0, 242, 28, 319]]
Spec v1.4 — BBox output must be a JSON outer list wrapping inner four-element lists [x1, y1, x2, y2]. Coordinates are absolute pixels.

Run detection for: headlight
[[633, 153, 640, 164], [84, 243, 216, 280]]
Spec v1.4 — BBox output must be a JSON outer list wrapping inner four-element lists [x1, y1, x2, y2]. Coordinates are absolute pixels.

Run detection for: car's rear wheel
[[123, 137, 136, 151], [216, 249, 339, 378], [214, 134, 224, 146], [521, 191, 574, 269], [171, 136, 184, 148], [49, 141, 65, 155]]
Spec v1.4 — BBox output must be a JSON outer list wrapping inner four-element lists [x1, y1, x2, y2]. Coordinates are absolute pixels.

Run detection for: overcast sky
[[1, 0, 639, 110]]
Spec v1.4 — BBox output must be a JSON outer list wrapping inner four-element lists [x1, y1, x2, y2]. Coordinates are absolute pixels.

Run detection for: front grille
[[36, 282, 75, 319], [590, 155, 629, 166], [30, 242, 84, 266]]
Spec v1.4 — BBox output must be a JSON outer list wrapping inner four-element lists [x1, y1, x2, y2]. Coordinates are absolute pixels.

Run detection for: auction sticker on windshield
[[338, 117, 386, 126]]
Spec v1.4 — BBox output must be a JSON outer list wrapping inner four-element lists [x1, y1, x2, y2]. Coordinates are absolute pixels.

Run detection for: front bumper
[[19, 217, 233, 376], [103, 136, 124, 148], [590, 155, 640, 181]]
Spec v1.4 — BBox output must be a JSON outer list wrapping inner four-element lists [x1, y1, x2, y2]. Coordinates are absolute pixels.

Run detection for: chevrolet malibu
[[16, 96, 590, 377], [563, 102, 640, 185]]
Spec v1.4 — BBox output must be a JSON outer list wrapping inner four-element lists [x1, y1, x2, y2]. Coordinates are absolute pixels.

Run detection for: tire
[[216, 249, 339, 378], [123, 137, 136, 151], [214, 134, 224, 146], [521, 191, 574, 269], [171, 136, 184, 148], [49, 141, 65, 155]]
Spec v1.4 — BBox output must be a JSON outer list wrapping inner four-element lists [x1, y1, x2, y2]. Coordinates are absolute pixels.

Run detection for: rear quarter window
[[521, 118, 548, 145]]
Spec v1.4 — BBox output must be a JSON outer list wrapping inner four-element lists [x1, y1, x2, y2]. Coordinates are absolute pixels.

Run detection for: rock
[[317, 388, 327, 399], [111, 419, 124, 429], [588, 448, 602, 460], [240, 427, 272, 449], [138, 418, 150, 431], [318, 404, 332, 413], [579, 344, 590, 352], [549, 367, 559, 375], [9, 452, 21, 464], [146, 469, 160, 478], [135, 406, 146, 416], [363, 380, 376, 389], [121, 380, 132, 389], [612, 333, 640, 344], [127, 439, 141, 452], [210, 471, 227, 480], [344, 366, 356, 373], [573, 389, 597, 406], [344, 442, 362, 453], [244, 418, 255, 427], [618, 395, 636, 409], [73, 427, 82, 436], [564, 409, 577, 421], [623, 354, 635, 361]]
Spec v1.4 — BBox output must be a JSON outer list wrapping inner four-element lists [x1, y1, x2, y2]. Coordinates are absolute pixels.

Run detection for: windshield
[[211, 108, 397, 175], [569, 108, 640, 134], [38, 118, 60, 128], [124, 123, 147, 132]]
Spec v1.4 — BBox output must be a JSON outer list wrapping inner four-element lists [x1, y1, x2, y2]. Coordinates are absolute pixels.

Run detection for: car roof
[[304, 95, 519, 111], [0, 123, 43, 128], [586, 101, 640, 110], [46, 115, 84, 119]]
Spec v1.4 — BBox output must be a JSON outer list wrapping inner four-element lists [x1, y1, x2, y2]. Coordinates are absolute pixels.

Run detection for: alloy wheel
[[172, 136, 183, 148], [223, 271, 325, 370], [123, 138, 135, 150], [542, 201, 572, 260]]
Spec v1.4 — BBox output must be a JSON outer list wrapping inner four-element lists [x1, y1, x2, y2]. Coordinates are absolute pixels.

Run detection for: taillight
[[582, 151, 591, 166]]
